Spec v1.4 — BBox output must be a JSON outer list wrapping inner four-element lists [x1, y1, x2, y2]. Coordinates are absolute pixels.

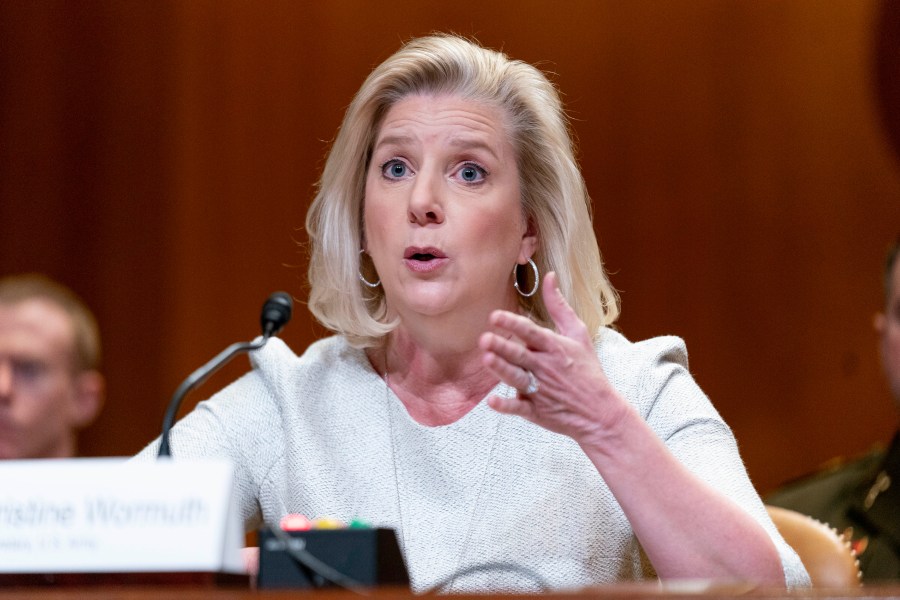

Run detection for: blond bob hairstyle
[[306, 34, 619, 347]]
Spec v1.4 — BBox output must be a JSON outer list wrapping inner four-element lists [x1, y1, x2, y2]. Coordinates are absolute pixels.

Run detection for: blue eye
[[382, 159, 409, 179], [457, 163, 486, 183]]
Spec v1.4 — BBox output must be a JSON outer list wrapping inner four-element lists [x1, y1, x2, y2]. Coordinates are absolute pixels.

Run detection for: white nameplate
[[0, 458, 243, 574]]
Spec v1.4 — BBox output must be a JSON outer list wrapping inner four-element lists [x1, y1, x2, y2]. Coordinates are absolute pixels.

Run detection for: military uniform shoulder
[[766, 446, 885, 511], [810, 447, 885, 480]]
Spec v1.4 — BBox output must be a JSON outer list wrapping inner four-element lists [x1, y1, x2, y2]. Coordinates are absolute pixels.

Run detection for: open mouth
[[404, 247, 446, 261], [403, 247, 447, 272]]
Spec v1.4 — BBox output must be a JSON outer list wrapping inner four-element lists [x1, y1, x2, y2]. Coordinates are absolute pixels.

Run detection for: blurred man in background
[[767, 236, 900, 580], [0, 274, 104, 459]]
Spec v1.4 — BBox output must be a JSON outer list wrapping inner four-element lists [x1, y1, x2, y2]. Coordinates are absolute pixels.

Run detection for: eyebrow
[[446, 136, 501, 161], [373, 134, 501, 161], [374, 134, 415, 150]]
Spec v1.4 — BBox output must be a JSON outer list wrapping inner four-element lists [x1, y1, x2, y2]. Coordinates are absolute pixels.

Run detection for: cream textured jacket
[[138, 330, 810, 591]]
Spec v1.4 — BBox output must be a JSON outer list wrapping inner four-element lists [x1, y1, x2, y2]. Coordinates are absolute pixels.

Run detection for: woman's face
[[363, 93, 536, 324]]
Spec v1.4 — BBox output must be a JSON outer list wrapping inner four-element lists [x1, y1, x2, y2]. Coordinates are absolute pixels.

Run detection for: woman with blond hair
[[141, 34, 809, 591]]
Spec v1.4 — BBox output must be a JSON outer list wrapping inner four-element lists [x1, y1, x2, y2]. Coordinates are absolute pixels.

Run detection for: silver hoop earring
[[358, 249, 381, 288], [513, 258, 539, 298]]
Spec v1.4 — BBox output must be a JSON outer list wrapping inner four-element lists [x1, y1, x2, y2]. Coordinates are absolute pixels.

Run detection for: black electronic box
[[257, 527, 409, 590]]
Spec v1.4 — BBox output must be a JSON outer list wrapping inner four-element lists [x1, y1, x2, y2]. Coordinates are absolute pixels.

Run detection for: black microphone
[[261, 291, 293, 337], [157, 292, 294, 458]]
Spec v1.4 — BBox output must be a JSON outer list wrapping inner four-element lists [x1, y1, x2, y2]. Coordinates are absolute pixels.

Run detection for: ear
[[70, 370, 105, 429], [518, 216, 539, 263], [874, 312, 886, 336]]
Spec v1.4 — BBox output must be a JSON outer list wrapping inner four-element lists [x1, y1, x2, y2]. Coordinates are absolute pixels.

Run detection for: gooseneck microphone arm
[[157, 292, 293, 459], [156, 338, 263, 458]]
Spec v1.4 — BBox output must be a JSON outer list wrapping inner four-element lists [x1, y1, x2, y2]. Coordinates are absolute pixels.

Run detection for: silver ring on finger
[[522, 370, 540, 395]]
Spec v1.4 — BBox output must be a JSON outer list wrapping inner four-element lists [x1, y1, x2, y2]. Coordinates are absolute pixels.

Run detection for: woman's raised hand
[[479, 271, 628, 445]]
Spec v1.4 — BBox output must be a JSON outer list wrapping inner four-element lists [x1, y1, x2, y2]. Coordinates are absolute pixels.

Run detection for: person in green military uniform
[[767, 237, 900, 581]]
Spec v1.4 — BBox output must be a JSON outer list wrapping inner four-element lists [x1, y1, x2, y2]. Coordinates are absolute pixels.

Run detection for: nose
[[407, 169, 444, 226]]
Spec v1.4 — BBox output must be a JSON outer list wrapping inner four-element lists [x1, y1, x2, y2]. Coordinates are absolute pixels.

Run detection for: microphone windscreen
[[261, 292, 293, 337]]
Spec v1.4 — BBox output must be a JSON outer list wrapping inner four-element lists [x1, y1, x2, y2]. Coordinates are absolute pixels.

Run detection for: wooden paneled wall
[[1, 1, 898, 493]]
